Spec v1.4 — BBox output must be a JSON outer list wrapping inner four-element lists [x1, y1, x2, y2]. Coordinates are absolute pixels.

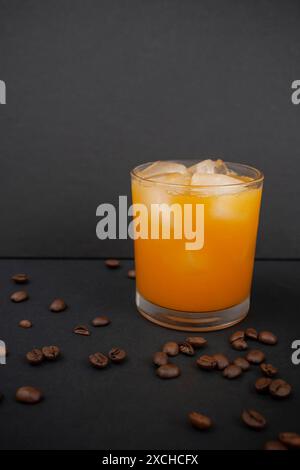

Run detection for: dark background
[[1, 0, 300, 259]]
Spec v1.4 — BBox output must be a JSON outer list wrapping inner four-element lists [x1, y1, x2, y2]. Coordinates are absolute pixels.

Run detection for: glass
[[131, 160, 263, 331]]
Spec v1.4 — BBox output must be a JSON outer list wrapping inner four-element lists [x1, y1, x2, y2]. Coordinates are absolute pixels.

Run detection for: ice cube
[[189, 159, 229, 175], [139, 161, 187, 178], [190, 173, 242, 195], [151, 172, 191, 185]]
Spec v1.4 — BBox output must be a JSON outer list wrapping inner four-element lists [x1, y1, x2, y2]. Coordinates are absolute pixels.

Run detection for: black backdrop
[[1, 0, 300, 258]]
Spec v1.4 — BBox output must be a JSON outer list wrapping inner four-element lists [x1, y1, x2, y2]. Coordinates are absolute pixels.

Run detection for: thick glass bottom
[[136, 291, 249, 332]]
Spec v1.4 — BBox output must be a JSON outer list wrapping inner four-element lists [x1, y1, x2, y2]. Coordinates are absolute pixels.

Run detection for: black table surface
[[0, 259, 299, 450]]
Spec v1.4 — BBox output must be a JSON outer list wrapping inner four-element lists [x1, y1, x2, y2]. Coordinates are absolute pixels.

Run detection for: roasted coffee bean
[[223, 364, 242, 379], [42, 345, 60, 360], [179, 342, 195, 356], [109, 347, 127, 363], [105, 259, 120, 268], [245, 327, 258, 340], [127, 269, 136, 279], [185, 336, 207, 349], [255, 377, 273, 394], [26, 349, 43, 365], [10, 291, 29, 303], [188, 411, 212, 430], [0, 392, 4, 402], [196, 355, 216, 370], [213, 353, 230, 370], [242, 409, 267, 430], [233, 357, 250, 371], [162, 341, 179, 357], [16, 386, 43, 404], [260, 363, 278, 377], [91, 316, 110, 327], [279, 432, 300, 449], [269, 379, 292, 399], [229, 330, 245, 344], [49, 298, 67, 312], [231, 338, 248, 351], [246, 349, 265, 364], [89, 352, 109, 369], [73, 325, 90, 336], [152, 351, 168, 367], [258, 331, 278, 345], [264, 440, 288, 451], [19, 319, 32, 329], [156, 363, 180, 379], [11, 273, 29, 284]]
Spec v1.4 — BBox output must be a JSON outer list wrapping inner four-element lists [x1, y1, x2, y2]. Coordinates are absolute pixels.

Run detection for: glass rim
[[131, 160, 264, 189]]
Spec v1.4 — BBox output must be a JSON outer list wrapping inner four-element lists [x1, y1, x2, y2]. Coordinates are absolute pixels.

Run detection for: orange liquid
[[132, 179, 262, 312]]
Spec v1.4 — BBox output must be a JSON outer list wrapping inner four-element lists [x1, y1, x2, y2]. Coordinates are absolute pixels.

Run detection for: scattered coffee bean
[[260, 363, 278, 377], [196, 355, 216, 370], [213, 353, 230, 370], [279, 432, 300, 449], [42, 345, 60, 361], [264, 440, 288, 451], [105, 259, 120, 268], [185, 336, 207, 349], [73, 325, 91, 336], [16, 386, 43, 404], [11, 273, 29, 284], [242, 409, 267, 430], [26, 348, 44, 365], [255, 377, 273, 394], [188, 411, 212, 430], [162, 342, 179, 357], [10, 291, 29, 303], [233, 357, 250, 371], [127, 269, 136, 279], [231, 338, 248, 351], [109, 347, 127, 363], [156, 363, 180, 379], [91, 316, 110, 327], [269, 379, 292, 399], [229, 330, 245, 343], [245, 327, 258, 340], [153, 351, 168, 367], [246, 349, 265, 364], [223, 364, 242, 379], [89, 352, 109, 369], [49, 298, 67, 312], [258, 331, 278, 345], [19, 319, 32, 329], [179, 342, 195, 356], [0, 392, 4, 402]]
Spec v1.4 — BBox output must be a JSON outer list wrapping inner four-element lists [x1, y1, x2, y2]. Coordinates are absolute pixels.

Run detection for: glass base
[[136, 291, 249, 332]]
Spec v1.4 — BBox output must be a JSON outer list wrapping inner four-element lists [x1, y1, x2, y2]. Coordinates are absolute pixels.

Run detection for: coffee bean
[[42, 345, 60, 361], [127, 269, 136, 279], [246, 349, 265, 364], [156, 363, 180, 379], [269, 379, 292, 399], [279, 432, 300, 449], [231, 338, 248, 351], [233, 357, 250, 371], [153, 351, 168, 367], [49, 298, 67, 312], [188, 411, 212, 430], [0, 392, 4, 402], [108, 347, 127, 363], [264, 440, 288, 451], [223, 364, 242, 379], [255, 377, 273, 394], [19, 319, 32, 329], [213, 353, 230, 370], [245, 327, 258, 340], [91, 316, 110, 327], [89, 352, 109, 369], [73, 325, 90, 336], [258, 331, 278, 345], [242, 409, 267, 430], [196, 355, 216, 370], [105, 259, 120, 268], [16, 386, 43, 404], [11, 273, 29, 284], [229, 330, 245, 343], [162, 342, 179, 357], [10, 291, 29, 303], [185, 336, 207, 349], [260, 363, 278, 377], [26, 349, 44, 365], [179, 342, 195, 356]]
